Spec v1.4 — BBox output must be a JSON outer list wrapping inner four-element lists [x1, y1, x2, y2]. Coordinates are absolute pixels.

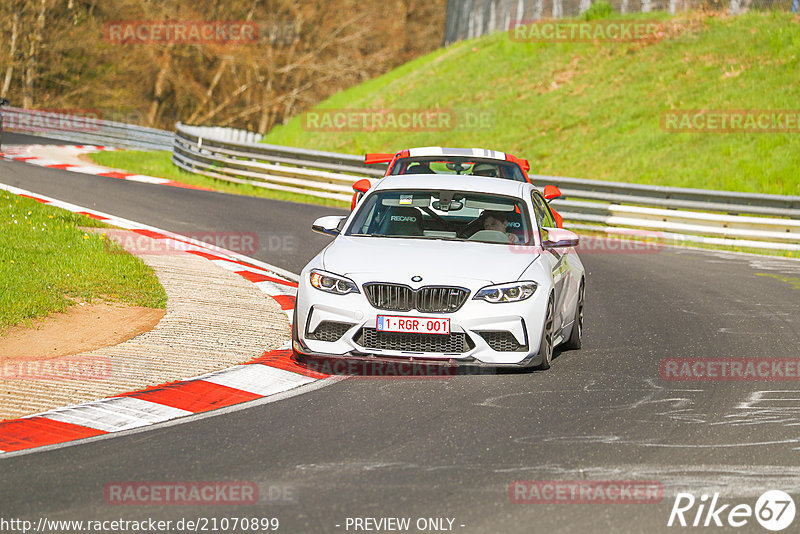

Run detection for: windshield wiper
[[351, 233, 414, 239]]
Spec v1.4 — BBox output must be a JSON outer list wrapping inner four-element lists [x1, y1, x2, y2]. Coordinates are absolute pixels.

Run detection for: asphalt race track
[[2, 133, 800, 533]]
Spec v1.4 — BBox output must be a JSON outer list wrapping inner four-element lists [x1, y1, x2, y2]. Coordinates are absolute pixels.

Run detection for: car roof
[[406, 147, 507, 161], [371, 173, 531, 198]]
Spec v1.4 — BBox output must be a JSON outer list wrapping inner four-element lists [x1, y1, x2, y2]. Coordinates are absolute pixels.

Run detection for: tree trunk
[[186, 59, 230, 124], [533, 0, 544, 20], [2, 10, 20, 98], [257, 76, 274, 134], [23, 0, 47, 108], [552, 0, 563, 19], [146, 46, 174, 127]]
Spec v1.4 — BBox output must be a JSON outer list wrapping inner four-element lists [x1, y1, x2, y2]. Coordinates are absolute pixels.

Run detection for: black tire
[[564, 280, 585, 350], [290, 306, 305, 361], [536, 295, 555, 370]]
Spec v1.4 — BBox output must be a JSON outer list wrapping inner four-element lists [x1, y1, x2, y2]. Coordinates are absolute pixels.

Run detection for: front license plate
[[376, 315, 450, 335]]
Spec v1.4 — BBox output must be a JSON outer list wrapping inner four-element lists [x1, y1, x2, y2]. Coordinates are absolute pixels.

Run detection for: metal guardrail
[[172, 122, 383, 202], [180, 124, 263, 144], [2, 107, 173, 150], [172, 122, 800, 251], [4, 108, 794, 250], [528, 174, 800, 217]]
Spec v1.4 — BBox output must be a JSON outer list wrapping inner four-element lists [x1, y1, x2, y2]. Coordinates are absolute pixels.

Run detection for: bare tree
[[1, 4, 20, 98], [146, 45, 175, 127], [533, 0, 544, 19], [23, 0, 47, 108], [0, 0, 447, 131], [553, 0, 563, 19]]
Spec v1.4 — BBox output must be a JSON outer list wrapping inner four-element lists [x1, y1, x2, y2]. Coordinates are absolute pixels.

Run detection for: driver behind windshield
[[473, 210, 519, 243]]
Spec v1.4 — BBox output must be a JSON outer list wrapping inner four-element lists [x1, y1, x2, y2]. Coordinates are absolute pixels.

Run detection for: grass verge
[[262, 10, 800, 197], [0, 193, 167, 334], [86, 150, 350, 208]]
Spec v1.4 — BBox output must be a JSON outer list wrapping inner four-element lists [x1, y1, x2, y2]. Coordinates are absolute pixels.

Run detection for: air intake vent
[[308, 321, 354, 342], [355, 328, 471, 353], [478, 331, 527, 352]]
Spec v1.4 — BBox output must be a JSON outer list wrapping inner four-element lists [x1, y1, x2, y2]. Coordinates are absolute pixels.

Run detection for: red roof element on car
[[365, 153, 394, 165], [506, 153, 530, 172]]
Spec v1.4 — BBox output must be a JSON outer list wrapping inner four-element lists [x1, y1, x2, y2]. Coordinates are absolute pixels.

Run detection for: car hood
[[322, 236, 538, 286]]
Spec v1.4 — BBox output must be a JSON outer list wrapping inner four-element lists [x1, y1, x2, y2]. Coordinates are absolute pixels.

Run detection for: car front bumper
[[293, 276, 550, 366]]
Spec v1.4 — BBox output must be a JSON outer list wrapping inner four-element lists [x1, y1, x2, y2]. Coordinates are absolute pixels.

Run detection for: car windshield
[[390, 156, 527, 182], [346, 189, 534, 245]]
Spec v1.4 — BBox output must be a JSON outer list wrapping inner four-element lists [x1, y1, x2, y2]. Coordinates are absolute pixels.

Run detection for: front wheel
[[564, 280, 584, 350], [291, 306, 305, 362], [536, 295, 555, 370]]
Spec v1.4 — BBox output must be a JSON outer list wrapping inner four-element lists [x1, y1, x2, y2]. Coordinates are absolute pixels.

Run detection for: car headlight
[[474, 281, 537, 303], [309, 269, 359, 295]]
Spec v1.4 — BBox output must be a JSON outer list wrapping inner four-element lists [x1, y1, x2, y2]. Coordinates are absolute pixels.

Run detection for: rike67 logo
[[668, 490, 796, 531]]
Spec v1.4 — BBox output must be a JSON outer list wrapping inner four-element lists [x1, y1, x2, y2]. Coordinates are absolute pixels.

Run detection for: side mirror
[[542, 228, 579, 249], [0, 98, 9, 107], [352, 178, 372, 194], [351, 179, 373, 211], [543, 184, 561, 201], [312, 215, 346, 237]]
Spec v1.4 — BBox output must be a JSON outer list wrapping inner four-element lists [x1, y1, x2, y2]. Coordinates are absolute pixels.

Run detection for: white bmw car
[[292, 174, 585, 369]]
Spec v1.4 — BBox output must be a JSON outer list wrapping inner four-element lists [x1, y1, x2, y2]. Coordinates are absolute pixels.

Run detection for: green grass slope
[[263, 11, 800, 196], [0, 194, 167, 333]]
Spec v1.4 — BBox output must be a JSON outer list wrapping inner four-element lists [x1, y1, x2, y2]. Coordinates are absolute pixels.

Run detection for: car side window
[[531, 192, 557, 228]]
